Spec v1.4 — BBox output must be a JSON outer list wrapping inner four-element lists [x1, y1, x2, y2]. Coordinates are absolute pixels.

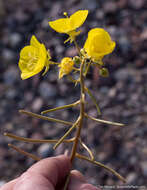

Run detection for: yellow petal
[[84, 28, 116, 60], [59, 69, 64, 79], [30, 35, 41, 47], [19, 44, 47, 80], [49, 18, 71, 33], [70, 10, 88, 30]]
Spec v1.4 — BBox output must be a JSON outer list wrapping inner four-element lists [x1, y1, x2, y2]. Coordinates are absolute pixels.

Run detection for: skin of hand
[[0, 155, 101, 190]]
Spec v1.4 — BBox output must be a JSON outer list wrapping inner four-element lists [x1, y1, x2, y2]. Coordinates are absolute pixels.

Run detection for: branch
[[85, 113, 125, 127], [76, 153, 126, 183], [4, 133, 74, 144], [8, 144, 41, 161], [41, 100, 80, 114], [19, 110, 73, 126], [53, 118, 80, 149], [84, 86, 101, 115], [79, 139, 94, 160]]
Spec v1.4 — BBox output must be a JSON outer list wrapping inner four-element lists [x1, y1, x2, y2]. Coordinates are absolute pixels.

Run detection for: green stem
[[4, 133, 74, 144], [41, 100, 80, 115], [76, 153, 126, 183], [73, 40, 81, 57], [70, 58, 85, 164], [8, 144, 41, 161], [64, 58, 86, 190], [53, 118, 80, 149], [84, 60, 91, 77], [19, 110, 73, 126], [84, 86, 101, 115], [79, 139, 94, 160], [85, 113, 125, 127]]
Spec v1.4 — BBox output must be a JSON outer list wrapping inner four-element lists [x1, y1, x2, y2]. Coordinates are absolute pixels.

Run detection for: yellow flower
[[19, 35, 50, 80], [84, 28, 116, 61], [49, 10, 88, 43], [58, 57, 74, 79]]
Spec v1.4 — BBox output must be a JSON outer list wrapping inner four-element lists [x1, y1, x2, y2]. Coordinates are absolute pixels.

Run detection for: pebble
[[108, 87, 117, 98], [140, 162, 147, 176], [31, 98, 44, 112], [103, 1, 117, 13], [2, 49, 15, 62], [81, 0, 98, 11], [129, 0, 145, 9], [9, 33, 22, 47], [126, 173, 137, 183], [118, 36, 131, 54], [37, 144, 53, 158], [4, 66, 19, 85], [38, 82, 57, 100]]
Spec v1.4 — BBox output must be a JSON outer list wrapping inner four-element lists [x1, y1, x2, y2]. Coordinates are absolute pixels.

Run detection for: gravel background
[[0, 0, 147, 189]]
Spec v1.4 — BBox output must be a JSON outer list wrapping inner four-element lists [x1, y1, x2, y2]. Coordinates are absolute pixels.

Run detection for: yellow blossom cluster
[[18, 10, 115, 80]]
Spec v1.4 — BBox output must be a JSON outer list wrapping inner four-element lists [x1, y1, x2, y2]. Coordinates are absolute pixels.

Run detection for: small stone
[[108, 87, 117, 98], [37, 144, 53, 158], [16, 129, 27, 137], [38, 82, 57, 100], [126, 173, 137, 183], [129, 0, 144, 9], [4, 66, 19, 85], [55, 99, 66, 107], [81, 0, 98, 11], [140, 28, 147, 40], [96, 9, 104, 20], [49, 2, 62, 17], [118, 36, 131, 54], [41, 19, 50, 30], [2, 49, 15, 61], [31, 98, 43, 112], [65, 47, 77, 57], [5, 88, 17, 99], [103, 1, 117, 13], [140, 161, 147, 176], [9, 33, 22, 47], [55, 45, 64, 54]]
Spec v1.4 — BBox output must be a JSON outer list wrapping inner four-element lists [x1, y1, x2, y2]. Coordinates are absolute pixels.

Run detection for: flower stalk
[[5, 9, 127, 189], [70, 57, 85, 164]]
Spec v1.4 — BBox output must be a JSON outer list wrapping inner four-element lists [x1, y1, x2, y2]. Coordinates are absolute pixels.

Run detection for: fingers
[[71, 170, 87, 183], [0, 178, 18, 190], [26, 155, 71, 186], [10, 155, 71, 190], [69, 170, 101, 190]]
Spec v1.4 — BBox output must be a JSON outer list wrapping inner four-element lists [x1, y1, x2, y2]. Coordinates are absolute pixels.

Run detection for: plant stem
[[41, 100, 80, 114], [85, 113, 125, 127], [79, 139, 94, 160], [4, 133, 74, 144], [8, 144, 41, 161], [53, 118, 80, 149], [74, 40, 81, 57], [84, 86, 101, 115], [19, 110, 73, 126], [76, 153, 126, 183], [63, 59, 86, 190], [70, 58, 85, 164]]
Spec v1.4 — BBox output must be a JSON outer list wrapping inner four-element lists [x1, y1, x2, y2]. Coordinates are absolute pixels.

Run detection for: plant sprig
[[5, 9, 126, 189]]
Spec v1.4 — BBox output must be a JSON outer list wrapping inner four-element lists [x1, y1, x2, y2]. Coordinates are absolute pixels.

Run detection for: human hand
[[1, 155, 101, 190]]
